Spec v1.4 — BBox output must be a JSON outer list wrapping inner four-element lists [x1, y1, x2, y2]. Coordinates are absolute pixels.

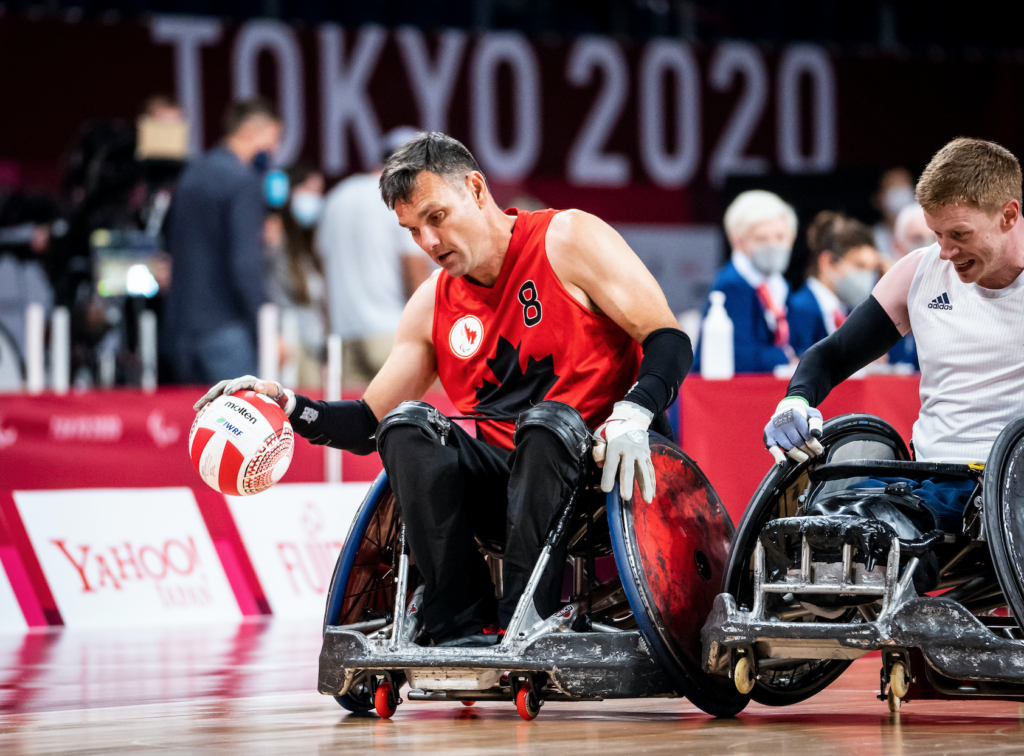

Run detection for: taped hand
[[763, 396, 824, 465], [593, 401, 656, 503], [193, 375, 296, 416]]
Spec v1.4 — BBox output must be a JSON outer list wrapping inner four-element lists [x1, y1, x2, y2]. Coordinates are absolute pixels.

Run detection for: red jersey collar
[[456, 207, 523, 311]]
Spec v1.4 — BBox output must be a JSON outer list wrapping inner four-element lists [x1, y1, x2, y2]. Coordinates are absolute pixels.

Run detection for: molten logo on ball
[[189, 390, 294, 496]]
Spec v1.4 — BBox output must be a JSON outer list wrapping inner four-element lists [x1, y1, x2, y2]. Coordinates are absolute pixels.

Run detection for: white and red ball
[[189, 390, 294, 496]]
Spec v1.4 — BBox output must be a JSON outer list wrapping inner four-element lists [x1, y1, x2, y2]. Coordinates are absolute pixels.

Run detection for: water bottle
[[700, 291, 734, 380]]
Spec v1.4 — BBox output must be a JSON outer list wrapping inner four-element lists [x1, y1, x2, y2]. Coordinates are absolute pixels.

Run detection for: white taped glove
[[763, 396, 824, 465], [193, 375, 296, 416], [593, 401, 656, 503]]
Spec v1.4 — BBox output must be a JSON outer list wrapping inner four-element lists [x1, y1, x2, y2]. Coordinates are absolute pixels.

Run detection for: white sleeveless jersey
[[908, 244, 1024, 462]]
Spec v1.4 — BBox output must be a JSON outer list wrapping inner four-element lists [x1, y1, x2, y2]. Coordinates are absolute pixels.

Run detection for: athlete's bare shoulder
[[396, 269, 439, 345], [545, 208, 677, 341], [873, 246, 929, 335]]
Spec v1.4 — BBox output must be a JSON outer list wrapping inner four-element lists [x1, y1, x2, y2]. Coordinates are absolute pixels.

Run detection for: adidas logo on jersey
[[927, 292, 952, 310]]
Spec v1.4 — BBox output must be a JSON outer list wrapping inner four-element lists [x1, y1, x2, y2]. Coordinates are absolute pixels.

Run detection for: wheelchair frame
[[702, 414, 1024, 712], [318, 433, 745, 720]]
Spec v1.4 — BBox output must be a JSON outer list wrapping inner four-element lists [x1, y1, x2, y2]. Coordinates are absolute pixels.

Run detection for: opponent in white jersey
[[762, 137, 1024, 530]]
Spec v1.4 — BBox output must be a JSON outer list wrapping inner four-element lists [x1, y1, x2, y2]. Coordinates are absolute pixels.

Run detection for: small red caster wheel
[[461, 700, 476, 707], [374, 681, 398, 718], [515, 687, 539, 721]]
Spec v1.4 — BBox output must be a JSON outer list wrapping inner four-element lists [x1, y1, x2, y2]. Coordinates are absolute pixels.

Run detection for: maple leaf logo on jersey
[[473, 336, 559, 417]]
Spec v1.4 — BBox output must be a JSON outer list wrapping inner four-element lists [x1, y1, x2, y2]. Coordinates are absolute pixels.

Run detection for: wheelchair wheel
[[722, 414, 910, 707], [983, 416, 1024, 628], [608, 434, 748, 717], [323, 472, 420, 712]]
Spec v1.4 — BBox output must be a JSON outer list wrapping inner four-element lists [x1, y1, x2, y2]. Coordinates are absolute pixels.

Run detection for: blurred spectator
[[694, 190, 797, 374], [0, 191, 59, 381], [891, 202, 937, 261], [264, 162, 329, 388], [883, 202, 933, 370], [165, 98, 281, 384], [317, 127, 431, 386], [871, 167, 916, 262], [788, 212, 880, 356]]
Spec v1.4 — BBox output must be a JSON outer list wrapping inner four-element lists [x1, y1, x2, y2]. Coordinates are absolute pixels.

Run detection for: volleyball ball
[[189, 390, 294, 496]]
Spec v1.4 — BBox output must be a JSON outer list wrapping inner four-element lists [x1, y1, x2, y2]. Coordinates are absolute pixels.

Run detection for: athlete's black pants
[[378, 416, 587, 643]]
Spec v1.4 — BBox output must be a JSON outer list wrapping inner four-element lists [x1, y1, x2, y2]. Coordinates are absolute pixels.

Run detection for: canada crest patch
[[449, 315, 484, 359]]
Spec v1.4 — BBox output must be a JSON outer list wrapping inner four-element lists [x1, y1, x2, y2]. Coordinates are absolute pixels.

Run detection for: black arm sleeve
[[289, 395, 379, 455], [786, 295, 903, 407], [623, 328, 694, 417]]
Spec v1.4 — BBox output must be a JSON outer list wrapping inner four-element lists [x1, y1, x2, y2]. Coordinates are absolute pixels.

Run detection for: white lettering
[[470, 32, 542, 180], [638, 39, 701, 188], [232, 20, 306, 166], [151, 15, 223, 156], [708, 41, 769, 188], [565, 37, 630, 187], [776, 44, 836, 174], [318, 24, 386, 174], [395, 27, 467, 134], [49, 415, 123, 442]]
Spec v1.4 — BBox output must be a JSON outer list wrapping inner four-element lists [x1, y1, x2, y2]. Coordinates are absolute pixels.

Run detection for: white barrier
[[14, 488, 242, 628], [258, 303, 279, 383], [24, 303, 45, 394], [0, 560, 27, 633], [324, 334, 342, 483], [225, 482, 368, 619], [50, 306, 70, 395]]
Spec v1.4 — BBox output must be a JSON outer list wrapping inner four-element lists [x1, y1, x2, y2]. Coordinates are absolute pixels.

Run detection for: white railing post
[[50, 306, 70, 395], [25, 303, 45, 394], [325, 333, 342, 483], [139, 310, 158, 393], [257, 303, 279, 382]]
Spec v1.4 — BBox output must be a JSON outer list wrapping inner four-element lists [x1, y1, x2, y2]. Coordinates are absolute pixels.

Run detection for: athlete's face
[[395, 171, 490, 278], [925, 201, 1020, 287]]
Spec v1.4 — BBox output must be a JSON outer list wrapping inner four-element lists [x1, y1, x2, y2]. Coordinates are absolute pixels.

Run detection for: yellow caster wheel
[[890, 661, 910, 699], [887, 687, 901, 713], [734, 657, 755, 695]]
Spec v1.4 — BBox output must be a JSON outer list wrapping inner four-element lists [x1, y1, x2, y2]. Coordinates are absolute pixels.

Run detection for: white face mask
[[883, 185, 916, 217], [834, 269, 876, 308], [290, 192, 324, 228], [748, 245, 792, 277]]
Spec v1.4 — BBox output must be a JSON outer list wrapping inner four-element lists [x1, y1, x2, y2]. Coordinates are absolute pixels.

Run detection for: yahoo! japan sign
[[13, 488, 241, 628]]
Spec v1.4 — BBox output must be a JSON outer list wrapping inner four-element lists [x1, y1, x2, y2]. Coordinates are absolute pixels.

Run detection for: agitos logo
[[224, 400, 258, 425]]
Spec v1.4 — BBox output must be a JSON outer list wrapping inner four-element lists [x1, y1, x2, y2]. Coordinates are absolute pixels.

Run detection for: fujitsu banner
[[226, 482, 370, 619], [13, 488, 241, 627], [0, 560, 27, 633]]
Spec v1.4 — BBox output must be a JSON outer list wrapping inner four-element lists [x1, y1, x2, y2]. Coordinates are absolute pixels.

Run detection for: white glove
[[193, 375, 296, 416], [763, 397, 824, 465], [593, 401, 656, 503]]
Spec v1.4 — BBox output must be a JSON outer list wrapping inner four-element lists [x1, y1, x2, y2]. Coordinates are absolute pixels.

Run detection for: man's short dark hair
[[379, 132, 482, 209], [223, 98, 280, 136]]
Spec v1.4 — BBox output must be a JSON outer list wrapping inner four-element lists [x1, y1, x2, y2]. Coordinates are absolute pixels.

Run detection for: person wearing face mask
[[694, 190, 798, 374], [788, 211, 880, 356], [872, 167, 917, 263], [165, 98, 282, 383], [264, 163, 329, 387]]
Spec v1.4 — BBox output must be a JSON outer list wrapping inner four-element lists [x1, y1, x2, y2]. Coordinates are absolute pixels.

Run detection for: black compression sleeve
[[288, 395, 379, 455], [624, 328, 693, 416], [786, 295, 903, 407]]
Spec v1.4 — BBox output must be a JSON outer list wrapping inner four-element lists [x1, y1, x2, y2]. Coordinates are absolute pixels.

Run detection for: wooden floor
[[2, 620, 1023, 755]]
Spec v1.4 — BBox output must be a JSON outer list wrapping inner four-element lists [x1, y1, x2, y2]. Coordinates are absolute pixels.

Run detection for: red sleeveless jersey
[[432, 208, 642, 449]]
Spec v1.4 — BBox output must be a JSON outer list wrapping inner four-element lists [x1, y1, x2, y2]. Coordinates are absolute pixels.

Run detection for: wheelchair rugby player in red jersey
[[195, 132, 744, 719]]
